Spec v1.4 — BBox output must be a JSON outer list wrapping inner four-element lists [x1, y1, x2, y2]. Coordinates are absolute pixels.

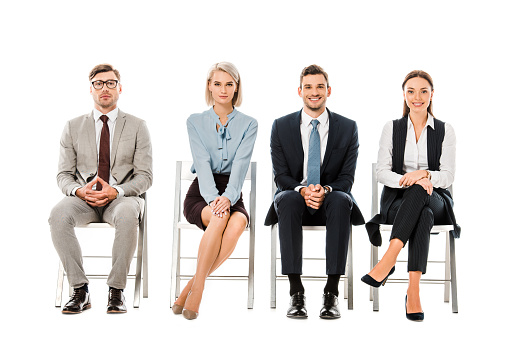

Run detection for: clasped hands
[[76, 177, 118, 207], [300, 184, 325, 210], [399, 170, 433, 195], [210, 196, 231, 218]]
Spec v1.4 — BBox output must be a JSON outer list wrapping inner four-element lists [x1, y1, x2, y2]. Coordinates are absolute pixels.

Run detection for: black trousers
[[274, 190, 352, 275], [387, 185, 449, 274]]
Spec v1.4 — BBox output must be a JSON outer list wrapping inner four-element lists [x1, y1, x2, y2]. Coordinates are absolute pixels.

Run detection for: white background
[[1, 0, 506, 337]]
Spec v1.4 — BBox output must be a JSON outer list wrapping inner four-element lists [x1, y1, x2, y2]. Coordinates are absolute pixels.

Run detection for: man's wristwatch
[[323, 186, 331, 195]]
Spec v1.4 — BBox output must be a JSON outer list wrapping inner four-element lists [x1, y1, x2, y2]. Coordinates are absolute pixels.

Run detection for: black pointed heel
[[361, 266, 395, 288], [405, 295, 424, 321]]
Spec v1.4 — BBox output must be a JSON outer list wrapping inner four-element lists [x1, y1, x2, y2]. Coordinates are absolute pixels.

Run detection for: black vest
[[368, 115, 460, 238]]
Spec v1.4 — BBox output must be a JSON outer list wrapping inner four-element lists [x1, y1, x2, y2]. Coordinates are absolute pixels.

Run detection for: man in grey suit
[[49, 64, 153, 314]]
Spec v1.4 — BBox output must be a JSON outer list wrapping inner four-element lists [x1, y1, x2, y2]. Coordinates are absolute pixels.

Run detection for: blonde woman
[[172, 62, 257, 320]]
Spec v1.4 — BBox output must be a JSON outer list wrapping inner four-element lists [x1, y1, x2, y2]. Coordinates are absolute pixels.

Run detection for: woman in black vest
[[361, 70, 458, 321]]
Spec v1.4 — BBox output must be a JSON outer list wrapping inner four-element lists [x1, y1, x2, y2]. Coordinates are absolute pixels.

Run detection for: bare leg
[[178, 208, 248, 313], [406, 271, 423, 313], [368, 238, 404, 282]]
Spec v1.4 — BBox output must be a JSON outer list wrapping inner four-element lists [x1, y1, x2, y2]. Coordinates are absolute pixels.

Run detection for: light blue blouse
[[187, 107, 258, 205]]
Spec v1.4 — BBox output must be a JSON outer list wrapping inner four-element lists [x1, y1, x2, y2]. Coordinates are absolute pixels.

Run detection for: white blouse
[[376, 114, 456, 189]]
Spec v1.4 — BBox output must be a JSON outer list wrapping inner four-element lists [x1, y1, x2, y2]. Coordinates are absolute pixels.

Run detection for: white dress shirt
[[376, 113, 456, 189], [71, 108, 124, 197], [295, 108, 329, 191]]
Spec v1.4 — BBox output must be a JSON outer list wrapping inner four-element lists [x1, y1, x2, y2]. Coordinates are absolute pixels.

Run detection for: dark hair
[[89, 64, 121, 82], [300, 64, 329, 88], [402, 70, 434, 117]]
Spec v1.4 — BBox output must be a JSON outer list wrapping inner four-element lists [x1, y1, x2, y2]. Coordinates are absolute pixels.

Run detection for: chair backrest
[[371, 162, 453, 217], [173, 161, 256, 227]]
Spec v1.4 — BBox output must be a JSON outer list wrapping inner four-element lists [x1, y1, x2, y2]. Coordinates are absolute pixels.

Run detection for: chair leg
[[247, 225, 255, 309], [270, 224, 277, 308], [449, 232, 458, 313], [133, 221, 144, 308], [143, 217, 148, 299], [55, 261, 65, 307], [444, 231, 451, 302], [347, 225, 353, 310], [170, 227, 180, 304], [372, 245, 379, 311]]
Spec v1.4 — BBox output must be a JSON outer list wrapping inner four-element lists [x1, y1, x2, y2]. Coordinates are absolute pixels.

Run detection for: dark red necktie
[[97, 115, 110, 191]]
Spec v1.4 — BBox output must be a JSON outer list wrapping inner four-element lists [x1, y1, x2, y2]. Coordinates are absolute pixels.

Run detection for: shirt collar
[[301, 108, 329, 127], [94, 107, 119, 123], [208, 106, 238, 126], [407, 113, 434, 130]]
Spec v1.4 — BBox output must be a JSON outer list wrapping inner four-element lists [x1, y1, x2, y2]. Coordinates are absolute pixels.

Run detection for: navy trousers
[[274, 190, 352, 275]]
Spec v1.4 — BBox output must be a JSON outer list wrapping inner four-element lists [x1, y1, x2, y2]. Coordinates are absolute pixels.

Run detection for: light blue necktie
[[307, 119, 320, 214]]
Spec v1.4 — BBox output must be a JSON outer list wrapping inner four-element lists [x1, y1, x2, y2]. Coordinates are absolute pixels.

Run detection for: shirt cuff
[[294, 185, 305, 193], [112, 185, 125, 198], [71, 186, 80, 196]]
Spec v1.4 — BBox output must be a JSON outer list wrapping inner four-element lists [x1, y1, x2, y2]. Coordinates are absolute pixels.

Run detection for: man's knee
[[274, 190, 305, 212], [324, 191, 352, 210], [108, 198, 140, 229]]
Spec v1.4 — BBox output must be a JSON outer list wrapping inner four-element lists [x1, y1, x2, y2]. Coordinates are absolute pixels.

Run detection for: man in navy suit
[[265, 65, 364, 319]]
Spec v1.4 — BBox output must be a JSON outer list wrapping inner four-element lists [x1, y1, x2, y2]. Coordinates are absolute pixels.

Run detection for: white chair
[[369, 163, 458, 313], [170, 161, 256, 309], [55, 192, 148, 308], [270, 179, 354, 310]]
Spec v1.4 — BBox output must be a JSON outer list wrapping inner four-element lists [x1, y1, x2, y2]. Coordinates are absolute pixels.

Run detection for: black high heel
[[405, 295, 424, 321], [361, 266, 395, 287]]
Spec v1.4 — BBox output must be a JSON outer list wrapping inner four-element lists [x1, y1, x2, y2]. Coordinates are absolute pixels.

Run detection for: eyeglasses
[[91, 80, 119, 90]]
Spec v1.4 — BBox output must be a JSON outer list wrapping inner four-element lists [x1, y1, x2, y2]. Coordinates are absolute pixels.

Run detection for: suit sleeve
[[271, 119, 302, 191], [56, 121, 82, 196], [326, 121, 359, 193], [116, 120, 153, 196]]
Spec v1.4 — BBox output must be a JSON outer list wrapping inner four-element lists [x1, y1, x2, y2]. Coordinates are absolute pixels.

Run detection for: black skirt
[[183, 174, 249, 230]]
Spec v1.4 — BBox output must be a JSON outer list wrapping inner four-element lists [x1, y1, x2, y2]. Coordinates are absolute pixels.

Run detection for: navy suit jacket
[[264, 109, 365, 226]]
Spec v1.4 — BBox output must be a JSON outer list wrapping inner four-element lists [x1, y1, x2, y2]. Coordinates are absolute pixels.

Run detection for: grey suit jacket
[[57, 109, 153, 197]]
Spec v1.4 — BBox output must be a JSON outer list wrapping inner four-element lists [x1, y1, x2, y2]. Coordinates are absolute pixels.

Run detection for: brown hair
[[402, 70, 434, 117], [89, 64, 121, 82], [300, 64, 329, 88]]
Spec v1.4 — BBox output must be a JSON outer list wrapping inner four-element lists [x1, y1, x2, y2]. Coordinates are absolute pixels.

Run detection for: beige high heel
[[182, 308, 199, 320], [172, 303, 184, 315], [182, 291, 200, 320]]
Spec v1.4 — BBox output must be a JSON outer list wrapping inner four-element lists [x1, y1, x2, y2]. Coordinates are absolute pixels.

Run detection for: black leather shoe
[[287, 292, 307, 318], [62, 288, 91, 314], [107, 288, 127, 313], [319, 292, 341, 319]]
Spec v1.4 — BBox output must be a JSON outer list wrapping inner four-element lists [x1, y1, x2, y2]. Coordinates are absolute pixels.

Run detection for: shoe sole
[[62, 303, 91, 314], [107, 309, 127, 314], [286, 315, 308, 319], [319, 315, 341, 319]]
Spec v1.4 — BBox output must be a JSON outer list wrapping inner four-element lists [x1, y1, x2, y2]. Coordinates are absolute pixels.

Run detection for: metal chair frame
[[170, 161, 256, 309], [55, 192, 148, 308], [270, 179, 354, 310], [369, 163, 458, 313]]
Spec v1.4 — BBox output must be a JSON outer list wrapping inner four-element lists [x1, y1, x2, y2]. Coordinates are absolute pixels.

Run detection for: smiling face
[[90, 71, 122, 113], [208, 70, 237, 106], [298, 74, 331, 116], [403, 77, 433, 115]]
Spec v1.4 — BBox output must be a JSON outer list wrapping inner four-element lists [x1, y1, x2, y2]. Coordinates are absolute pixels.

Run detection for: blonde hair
[[205, 62, 242, 107]]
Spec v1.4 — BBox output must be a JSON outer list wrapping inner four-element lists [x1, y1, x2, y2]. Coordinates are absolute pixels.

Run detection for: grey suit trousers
[[49, 196, 143, 289]]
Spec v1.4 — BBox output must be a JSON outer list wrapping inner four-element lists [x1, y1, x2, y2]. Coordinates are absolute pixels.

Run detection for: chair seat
[[177, 222, 251, 231], [76, 222, 113, 228], [379, 224, 453, 232]]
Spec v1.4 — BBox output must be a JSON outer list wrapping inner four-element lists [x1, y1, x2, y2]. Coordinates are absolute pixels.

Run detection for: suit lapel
[[111, 109, 126, 167], [291, 111, 304, 166], [86, 111, 98, 162], [321, 109, 336, 174]]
